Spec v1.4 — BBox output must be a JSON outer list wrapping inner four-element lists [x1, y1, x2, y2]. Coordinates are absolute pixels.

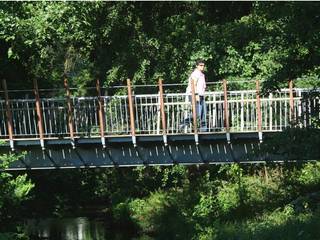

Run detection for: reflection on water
[[25, 217, 106, 240]]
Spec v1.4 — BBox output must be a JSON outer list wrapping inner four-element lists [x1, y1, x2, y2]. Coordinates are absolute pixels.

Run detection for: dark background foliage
[[0, 2, 320, 239]]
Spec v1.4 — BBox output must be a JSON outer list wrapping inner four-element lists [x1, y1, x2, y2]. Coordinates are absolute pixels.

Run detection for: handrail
[[0, 87, 319, 144]]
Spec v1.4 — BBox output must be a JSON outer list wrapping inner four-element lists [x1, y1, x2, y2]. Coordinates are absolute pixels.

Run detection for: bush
[[128, 190, 194, 239]]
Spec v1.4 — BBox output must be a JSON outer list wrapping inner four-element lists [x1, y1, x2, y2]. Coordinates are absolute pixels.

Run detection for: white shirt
[[186, 69, 206, 96]]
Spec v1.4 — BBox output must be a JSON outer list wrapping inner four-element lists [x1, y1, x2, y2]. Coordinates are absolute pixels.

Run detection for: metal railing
[[0, 85, 319, 142]]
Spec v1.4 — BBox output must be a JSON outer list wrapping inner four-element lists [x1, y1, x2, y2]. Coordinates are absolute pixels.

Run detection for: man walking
[[181, 59, 207, 131]]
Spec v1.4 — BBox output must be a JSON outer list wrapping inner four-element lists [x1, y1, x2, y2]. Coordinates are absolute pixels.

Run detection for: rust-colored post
[[64, 77, 75, 148], [289, 79, 294, 122], [2, 79, 14, 150], [191, 78, 199, 144], [96, 79, 106, 148], [33, 79, 45, 150], [256, 80, 263, 142], [223, 79, 230, 143], [158, 79, 167, 145], [127, 79, 136, 146]]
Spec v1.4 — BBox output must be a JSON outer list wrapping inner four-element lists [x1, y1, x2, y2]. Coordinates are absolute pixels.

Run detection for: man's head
[[196, 59, 205, 72]]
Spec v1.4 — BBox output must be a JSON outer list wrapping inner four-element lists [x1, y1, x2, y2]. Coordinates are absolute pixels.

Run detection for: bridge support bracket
[[101, 137, 106, 149], [132, 136, 137, 147], [10, 140, 14, 151], [40, 139, 45, 150], [71, 139, 76, 149], [163, 135, 168, 146], [194, 134, 199, 145], [258, 132, 263, 143], [226, 132, 231, 144]]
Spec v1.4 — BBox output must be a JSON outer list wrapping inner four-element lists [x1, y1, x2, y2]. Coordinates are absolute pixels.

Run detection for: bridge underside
[[0, 132, 302, 170]]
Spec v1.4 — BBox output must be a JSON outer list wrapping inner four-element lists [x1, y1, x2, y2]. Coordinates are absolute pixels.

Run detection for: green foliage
[[260, 128, 320, 160], [127, 190, 194, 239], [1, 2, 320, 92], [0, 232, 29, 240], [129, 191, 168, 233], [1, 2, 320, 239], [298, 162, 320, 187], [0, 151, 34, 236], [216, 181, 241, 215]]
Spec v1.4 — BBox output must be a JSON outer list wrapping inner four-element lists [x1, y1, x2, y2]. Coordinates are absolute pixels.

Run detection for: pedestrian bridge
[[0, 79, 319, 170]]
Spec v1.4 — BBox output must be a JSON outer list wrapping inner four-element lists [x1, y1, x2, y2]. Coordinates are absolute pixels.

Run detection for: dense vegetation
[[0, 2, 320, 239], [1, 2, 320, 91]]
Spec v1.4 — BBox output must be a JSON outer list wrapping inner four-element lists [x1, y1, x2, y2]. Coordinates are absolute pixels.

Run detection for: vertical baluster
[[22, 100, 28, 135], [252, 91, 255, 130], [96, 79, 106, 148], [171, 95, 174, 133], [108, 98, 112, 133], [33, 79, 45, 150], [11, 102, 17, 136], [26, 100, 32, 134], [274, 95, 278, 130], [235, 93, 239, 131], [289, 79, 294, 124], [263, 96, 267, 130], [18, 101, 23, 134], [191, 79, 198, 144], [156, 93, 161, 135], [279, 93, 282, 129], [0, 101, 7, 136], [212, 92, 216, 131], [64, 78, 75, 148], [135, 96, 140, 134], [297, 90, 303, 127], [240, 92, 244, 131], [159, 79, 167, 145], [2, 80, 14, 150], [269, 93, 273, 131], [122, 97, 126, 134], [116, 98, 121, 132], [42, 99, 48, 136], [127, 79, 136, 146], [256, 80, 262, 142], [166, 95, 170, 133], [223, 79, 230, 143], [284, 91, 288, 128]]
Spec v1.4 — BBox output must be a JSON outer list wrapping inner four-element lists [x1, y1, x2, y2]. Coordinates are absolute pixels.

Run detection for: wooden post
[[256, 80, 263, 142], [2, 80, 14, 150], [191, 78, 199, 144], [127, 79, 136, 146], [33, 79, 45, 150], [289, 79, 294, 122], [158, 79, 167, 145], [223, 79, 230, 143], [96, 79, 106, 148], [64, 77, 75, 148]]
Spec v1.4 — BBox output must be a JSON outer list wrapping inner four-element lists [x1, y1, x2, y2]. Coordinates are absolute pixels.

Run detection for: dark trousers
[[182, 95, 207, 128]]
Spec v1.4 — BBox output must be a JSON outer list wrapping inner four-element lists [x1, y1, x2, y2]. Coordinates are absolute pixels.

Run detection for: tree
[[0, 146, 34, 232]]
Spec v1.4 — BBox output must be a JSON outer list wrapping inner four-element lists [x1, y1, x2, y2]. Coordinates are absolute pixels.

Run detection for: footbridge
[[0, 79, 319, 170]]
